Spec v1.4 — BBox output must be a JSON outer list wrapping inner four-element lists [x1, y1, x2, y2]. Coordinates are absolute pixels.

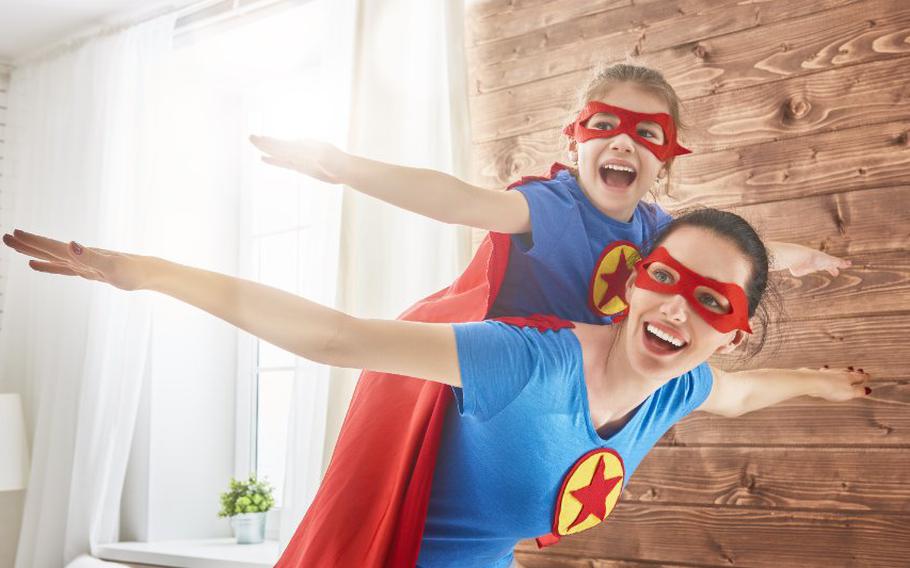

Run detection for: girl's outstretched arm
[[3, 230, 463, 386], [766, 240, 851, 277], [249, 136, 531, 234], [696, 365, 871, 418]]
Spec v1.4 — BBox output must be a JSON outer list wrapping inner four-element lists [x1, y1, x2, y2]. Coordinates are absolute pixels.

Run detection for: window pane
[[257, 231, 298, 293], [257, 369, 294, 506]]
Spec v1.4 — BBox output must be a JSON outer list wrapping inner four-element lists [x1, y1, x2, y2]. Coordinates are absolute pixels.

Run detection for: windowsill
[[95, 538, 281, 568]]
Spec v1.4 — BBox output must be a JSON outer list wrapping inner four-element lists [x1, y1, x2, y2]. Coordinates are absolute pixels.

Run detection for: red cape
[[275, 165, 572, 568]]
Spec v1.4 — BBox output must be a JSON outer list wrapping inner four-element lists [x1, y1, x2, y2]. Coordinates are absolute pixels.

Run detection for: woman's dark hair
[[644, 208, 783, 359]]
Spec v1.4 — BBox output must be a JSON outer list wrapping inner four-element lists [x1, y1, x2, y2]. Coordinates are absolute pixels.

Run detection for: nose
[[659, 293, 688, 323], [608, 133, 636, 154]]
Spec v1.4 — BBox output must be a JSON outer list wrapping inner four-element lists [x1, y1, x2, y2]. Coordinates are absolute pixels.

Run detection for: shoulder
[[636, 201, 673, 232], [675, 362, 715, 412]]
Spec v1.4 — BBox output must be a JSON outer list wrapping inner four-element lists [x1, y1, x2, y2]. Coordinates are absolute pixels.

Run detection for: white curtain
[[0, 16, 176, 568], [279, 0, 473, 550]]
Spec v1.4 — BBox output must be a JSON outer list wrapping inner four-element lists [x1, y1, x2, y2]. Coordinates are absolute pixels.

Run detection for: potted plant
[[218, 474, 275, 544]]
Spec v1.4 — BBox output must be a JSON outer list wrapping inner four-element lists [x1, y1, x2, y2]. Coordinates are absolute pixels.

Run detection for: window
[[172, 0, 347, 511]]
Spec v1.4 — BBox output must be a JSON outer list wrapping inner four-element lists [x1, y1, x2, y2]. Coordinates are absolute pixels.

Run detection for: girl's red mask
[[634, 247, 752, 334], [563, 102, 691, 162]]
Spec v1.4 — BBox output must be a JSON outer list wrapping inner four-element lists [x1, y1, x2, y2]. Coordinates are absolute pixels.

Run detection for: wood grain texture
[[514, 554, 692, 568], [515, 505, 910, 568], [733, 185, 910, 256], [773, 249, 910, 321], [469, 0, 899, 97], [471, 55, 910, 147], [471, 117, 910, 210], [715, 313, 910, 376], [466, 0, 631, 47], [624, 447, 910, 512], [663, 380, 908, 446]]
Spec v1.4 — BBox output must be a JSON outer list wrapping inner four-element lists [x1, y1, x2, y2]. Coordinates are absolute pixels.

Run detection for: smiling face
[[621, 226, 753, 380], [571, 82, 674, 222]]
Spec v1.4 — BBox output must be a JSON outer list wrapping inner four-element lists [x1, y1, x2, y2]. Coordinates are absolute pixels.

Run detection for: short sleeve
[[452, 321, 538, 421], [511, 180, 575, 257], [682, 362, 714, 414], [653, 203, 673, 232]]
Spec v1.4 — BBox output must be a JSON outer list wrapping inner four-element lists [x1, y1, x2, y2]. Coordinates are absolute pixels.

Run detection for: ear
[[567, 139, 578, 163], [715, 330, 747, 355], [624, 266, 638, 298]]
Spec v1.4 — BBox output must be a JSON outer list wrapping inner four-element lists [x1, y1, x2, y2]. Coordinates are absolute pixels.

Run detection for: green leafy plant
[[218, 474, 275, 517]]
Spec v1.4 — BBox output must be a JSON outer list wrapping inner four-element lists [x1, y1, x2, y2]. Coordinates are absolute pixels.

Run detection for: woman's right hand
[[249, 135, 345, 184], [2, 229, 154, 291]]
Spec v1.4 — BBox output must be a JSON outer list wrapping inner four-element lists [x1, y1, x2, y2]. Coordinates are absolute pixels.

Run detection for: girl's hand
[[788, 249, 851, 277], [810, 366, 871, 402], [2, 229, 153, 291], [249, 135, 345, 184]]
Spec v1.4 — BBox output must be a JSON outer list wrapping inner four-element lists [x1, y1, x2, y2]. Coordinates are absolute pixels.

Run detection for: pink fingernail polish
[[71, 242, 83, 255]]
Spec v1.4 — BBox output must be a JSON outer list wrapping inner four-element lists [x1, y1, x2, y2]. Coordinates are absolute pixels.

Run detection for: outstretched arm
[[249, 136, 531, 234], [766, 240, 851, 277], [697, 364, 871, 418], [3, 230, 463, 386]]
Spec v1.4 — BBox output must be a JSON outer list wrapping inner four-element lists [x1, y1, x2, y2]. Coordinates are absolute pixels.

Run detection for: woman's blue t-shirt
[[416, 322, 713, 568]]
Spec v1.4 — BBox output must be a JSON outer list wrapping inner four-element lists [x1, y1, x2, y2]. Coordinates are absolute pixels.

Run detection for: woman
[[2, 209, 868, 567]]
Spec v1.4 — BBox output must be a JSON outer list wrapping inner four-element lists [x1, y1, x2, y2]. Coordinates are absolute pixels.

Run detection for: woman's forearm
[[143, 257, 348, 364], [731, 368, 823, 416]]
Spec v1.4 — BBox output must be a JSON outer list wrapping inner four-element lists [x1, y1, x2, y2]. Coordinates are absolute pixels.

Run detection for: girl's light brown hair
[[567, 63, 687, 196]]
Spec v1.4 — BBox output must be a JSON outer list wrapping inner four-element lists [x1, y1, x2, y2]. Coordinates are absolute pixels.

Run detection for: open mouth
[[642, 321, 687, 355], [599, 163, 638, 189]]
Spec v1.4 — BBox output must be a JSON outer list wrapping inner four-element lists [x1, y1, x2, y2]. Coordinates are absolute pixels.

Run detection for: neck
[[595, 324, 667, 415]]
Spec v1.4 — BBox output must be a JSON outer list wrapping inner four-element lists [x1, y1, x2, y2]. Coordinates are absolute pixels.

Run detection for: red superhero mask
[[634, 247, 752, 334], [563, 101, 691, 162]]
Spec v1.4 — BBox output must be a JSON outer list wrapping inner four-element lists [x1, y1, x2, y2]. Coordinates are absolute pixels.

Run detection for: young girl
[[247, 65, 852, 565], [3, 211, 868, 568]]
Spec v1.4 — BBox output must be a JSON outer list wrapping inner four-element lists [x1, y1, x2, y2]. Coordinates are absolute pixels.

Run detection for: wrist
[[324, 144, 350, 185], [138, 256, 174, 292]]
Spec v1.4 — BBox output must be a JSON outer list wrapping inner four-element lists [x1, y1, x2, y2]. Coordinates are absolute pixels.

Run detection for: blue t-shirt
[[488, 168, 672, 324], [416, 321, 713, 568]]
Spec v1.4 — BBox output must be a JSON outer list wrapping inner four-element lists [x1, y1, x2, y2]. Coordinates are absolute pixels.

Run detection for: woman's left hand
[[2, 229, 153, 291], [810, 366, 871, 402]]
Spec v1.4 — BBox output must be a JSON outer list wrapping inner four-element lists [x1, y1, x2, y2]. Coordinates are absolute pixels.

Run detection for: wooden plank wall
[[463, 1, 909, 566]]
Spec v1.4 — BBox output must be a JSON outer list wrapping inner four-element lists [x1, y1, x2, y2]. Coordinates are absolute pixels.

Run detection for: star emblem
[[565, 455, 623, 531], [596, 247, 634, 310]]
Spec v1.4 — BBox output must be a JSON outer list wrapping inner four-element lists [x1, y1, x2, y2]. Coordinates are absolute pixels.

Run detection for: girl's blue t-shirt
[[416, 322, 713, 568], [487, 168, 672, 324]]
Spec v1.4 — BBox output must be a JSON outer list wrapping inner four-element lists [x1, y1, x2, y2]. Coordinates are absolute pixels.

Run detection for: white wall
[[0, 64, 25, 568]]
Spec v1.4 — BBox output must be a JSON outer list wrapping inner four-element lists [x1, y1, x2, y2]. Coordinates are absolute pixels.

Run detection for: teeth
[[646, 324, 684, 348], [602, 164, 635, 173]]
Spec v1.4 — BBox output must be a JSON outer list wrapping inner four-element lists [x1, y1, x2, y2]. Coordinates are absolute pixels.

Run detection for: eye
[[698, 293, 720, 309], [637, 128, 657, 139], [696, 289, 730, 314], [591, 120, 617, 130], [650, 268, 674, 284]]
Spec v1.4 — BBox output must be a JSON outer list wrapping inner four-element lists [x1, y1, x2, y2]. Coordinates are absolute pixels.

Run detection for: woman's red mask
[[634, 247, 752, 334], [563, 102, 691, 162]]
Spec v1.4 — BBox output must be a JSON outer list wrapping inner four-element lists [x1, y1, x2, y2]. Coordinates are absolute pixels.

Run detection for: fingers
[[28, 260, 80, 277], [249, 134, 292, 156], [3, 233, 68, 263], [261, 155, 297, 171]]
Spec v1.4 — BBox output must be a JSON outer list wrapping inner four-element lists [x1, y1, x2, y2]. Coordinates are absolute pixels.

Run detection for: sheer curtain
[[279, 0, 473, 550], [0, 16, 176, 568]]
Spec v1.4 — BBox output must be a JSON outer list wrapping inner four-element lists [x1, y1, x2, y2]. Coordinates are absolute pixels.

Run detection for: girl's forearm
[[142, 257, 348, 364], [730, 368, 823, 416], [340, 153, 530, 233]]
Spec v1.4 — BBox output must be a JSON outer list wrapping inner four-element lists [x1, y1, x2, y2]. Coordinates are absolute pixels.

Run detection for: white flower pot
[[230, 511, 267, 544]]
